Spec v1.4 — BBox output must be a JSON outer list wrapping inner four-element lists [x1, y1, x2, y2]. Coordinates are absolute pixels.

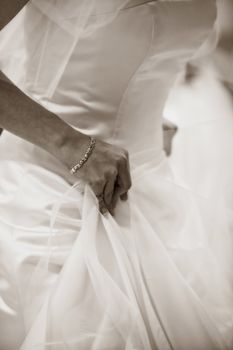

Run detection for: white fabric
[[1, 0, 233, 349]]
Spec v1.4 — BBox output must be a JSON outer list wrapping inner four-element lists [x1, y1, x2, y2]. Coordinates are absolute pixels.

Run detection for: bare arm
[[0, 0, 29, 30], [0, 71, 87, 166], [0, 2, 131, 214], [0, 0, 28, 134], [0, 0, 85, 161]]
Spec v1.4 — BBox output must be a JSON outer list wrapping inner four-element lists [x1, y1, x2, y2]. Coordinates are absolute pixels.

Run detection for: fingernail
[[120, 193, 128, 201], [100, 207, 108, 215], [109, 209, 115, 216]]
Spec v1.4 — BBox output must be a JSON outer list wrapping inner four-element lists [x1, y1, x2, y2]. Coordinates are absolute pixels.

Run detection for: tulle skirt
[[1, 97, 233, 349], [1, 1, 233, 347]]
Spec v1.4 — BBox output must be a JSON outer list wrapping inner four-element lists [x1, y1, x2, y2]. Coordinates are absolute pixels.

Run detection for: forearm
[[0, 71, 87, 166], [0, 0, 29, 30]]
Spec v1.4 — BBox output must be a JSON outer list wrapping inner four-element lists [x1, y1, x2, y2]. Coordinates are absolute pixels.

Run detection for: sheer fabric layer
[[1, 1, 233, 350]]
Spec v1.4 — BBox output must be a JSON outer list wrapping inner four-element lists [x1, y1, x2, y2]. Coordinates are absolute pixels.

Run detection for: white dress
[[0, 1, 233, 349]]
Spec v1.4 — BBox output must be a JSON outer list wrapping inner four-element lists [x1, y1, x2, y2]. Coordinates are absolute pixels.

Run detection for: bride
[[0, 0, 233, 349]]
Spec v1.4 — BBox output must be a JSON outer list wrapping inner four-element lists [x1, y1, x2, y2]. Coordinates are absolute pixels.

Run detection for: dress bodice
[[0, 0, 216, 163], [2, 5, 233, 348]]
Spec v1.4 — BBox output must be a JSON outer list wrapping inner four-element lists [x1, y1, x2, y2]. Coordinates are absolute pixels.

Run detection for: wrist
[[70, 137, 96, 174], [53, 126, 91, 170]]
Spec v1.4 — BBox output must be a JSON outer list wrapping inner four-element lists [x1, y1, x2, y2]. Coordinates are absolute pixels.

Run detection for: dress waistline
[[80, 0, 157, 16]]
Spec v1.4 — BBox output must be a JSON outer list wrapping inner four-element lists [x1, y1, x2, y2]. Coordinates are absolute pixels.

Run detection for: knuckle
[[105, 190, 112, 199], [106, 167, 118, 179], [117, 187, 126, 196], [124, 175, 132, 191], [100, 205, 108, 214], [118, 155, 127, 167], [91, 178, 104, 191]]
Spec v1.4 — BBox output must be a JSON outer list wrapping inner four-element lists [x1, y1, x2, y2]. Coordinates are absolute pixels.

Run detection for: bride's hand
[[60, 132, 131, 215], [0, 69, 131, 215]]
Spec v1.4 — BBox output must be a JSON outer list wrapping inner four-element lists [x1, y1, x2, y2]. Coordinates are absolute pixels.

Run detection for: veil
[[1, 1, 230, 349], [0, 0, 133, 98], [0, 0, 219, 100]]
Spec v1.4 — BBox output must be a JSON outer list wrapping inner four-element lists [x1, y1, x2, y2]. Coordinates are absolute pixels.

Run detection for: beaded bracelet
[[70, 137, 96, 174]]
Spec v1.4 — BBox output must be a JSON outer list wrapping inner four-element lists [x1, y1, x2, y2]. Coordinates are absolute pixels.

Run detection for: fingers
[[91, 181, 108, 214], [105, 151, 131, 213], [117, 151, 132, 198], [88, 147, 131, 215], [119, 154, 130, 201], [104, 175, 117, 215], [110, 182, 122, 215], [96, 193, 108, 214], [92, 175, 118, 215], [120, 192, 128, 201]]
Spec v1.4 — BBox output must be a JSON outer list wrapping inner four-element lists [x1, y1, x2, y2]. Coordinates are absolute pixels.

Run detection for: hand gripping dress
[[0, 1, 233, 349]]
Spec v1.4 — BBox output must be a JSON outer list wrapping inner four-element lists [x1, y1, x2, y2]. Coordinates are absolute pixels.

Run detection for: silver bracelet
[[70, 137, 96, 174]]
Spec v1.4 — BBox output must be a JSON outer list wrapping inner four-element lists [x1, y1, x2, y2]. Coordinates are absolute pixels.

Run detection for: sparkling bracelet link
[[70, 137, 96, 174]]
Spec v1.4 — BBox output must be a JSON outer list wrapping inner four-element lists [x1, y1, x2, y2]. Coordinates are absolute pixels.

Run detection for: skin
[[0, 1, 131, 215], [0, 0, 232, 214]]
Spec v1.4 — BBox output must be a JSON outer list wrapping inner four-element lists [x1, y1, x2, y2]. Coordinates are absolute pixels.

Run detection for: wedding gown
[[0, 1, 233, 349]]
